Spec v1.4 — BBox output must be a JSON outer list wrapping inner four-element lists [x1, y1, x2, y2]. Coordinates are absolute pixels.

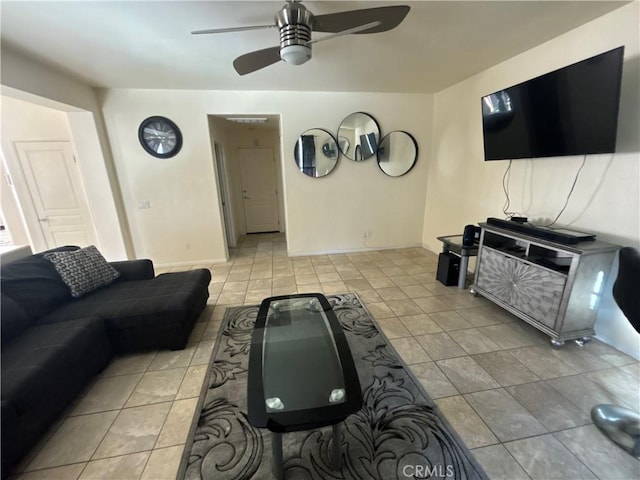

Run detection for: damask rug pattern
[[178, 293, 488, 480]]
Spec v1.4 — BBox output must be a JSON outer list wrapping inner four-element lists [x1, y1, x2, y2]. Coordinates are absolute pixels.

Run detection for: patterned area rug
[[178, 293, 488, 480]]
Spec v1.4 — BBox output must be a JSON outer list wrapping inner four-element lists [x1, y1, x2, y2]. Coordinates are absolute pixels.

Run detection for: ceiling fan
[[192, 1, 410, 76]]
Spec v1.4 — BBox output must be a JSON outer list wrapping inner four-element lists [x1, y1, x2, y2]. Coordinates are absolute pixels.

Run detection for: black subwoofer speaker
[[436, 252, 460, 286]]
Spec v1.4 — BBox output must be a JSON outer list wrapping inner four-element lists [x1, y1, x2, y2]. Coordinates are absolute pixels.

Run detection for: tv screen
[[482, 46, 624, 161]]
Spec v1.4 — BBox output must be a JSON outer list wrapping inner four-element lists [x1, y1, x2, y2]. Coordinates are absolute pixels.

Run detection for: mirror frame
[[293, 128, 340, 178], [337, 112, 381, 162], [376, 130, 419, 177]]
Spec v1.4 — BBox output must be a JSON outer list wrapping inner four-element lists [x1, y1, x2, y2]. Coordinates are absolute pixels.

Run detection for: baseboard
[[421, 242, 440, 255], [594, 333, 640, 361], [154, 258, 227, 269], [155, 244, 437, 265], [287, 243, 424, 257]]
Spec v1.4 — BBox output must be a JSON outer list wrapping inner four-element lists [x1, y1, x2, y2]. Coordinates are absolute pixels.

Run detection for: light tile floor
[[12, 233, 640, 479]]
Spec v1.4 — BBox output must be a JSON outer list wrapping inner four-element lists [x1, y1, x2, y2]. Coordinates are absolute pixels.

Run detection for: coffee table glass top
[[262, 296, 345, 413], [247, 293, 362, 432]]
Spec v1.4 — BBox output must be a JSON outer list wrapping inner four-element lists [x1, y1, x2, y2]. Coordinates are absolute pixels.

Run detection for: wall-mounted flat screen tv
[[481, 46, 624, 161]]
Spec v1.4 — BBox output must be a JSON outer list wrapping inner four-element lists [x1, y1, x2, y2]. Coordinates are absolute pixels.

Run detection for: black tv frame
[[481, 46, 624, 161]]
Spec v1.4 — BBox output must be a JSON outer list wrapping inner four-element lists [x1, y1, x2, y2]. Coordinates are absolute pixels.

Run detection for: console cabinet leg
[[550, 339, 565, 348], [575, 337, 592, 347]]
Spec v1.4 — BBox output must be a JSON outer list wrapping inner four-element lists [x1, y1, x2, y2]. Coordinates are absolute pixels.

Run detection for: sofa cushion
[[1, 317, 110, 414], [37, 269, 211, 329], [44, 245, 120, 298], [0, 253, 73, 320], [36, 269, 211, 352], [1, 316, 112, 475], [0, 294, 31, 346]]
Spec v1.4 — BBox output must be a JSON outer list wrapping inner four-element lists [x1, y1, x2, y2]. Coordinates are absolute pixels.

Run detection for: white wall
[[100, 89, 432, 264], [424, 2, 640, 358], [1, 45, 131, 259]]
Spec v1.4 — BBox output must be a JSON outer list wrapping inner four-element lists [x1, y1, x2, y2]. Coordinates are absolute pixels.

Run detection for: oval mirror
[[294, 128, 339, 178], [377, 131, 418, 177], [337, 112, 380, 162]]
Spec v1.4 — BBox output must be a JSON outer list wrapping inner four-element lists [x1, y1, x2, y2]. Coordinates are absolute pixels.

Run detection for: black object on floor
[[437, 252, 460, 286]]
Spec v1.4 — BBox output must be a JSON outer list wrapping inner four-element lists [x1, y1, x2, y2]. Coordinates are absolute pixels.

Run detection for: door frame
[[213, 142, 236, 248]]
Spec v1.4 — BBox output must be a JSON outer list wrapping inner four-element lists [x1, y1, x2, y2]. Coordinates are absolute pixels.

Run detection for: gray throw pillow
[[44, 245, 120, 298]]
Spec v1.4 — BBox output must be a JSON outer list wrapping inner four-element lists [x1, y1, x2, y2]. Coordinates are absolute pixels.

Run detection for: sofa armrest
[[109, 259, 155, 281]]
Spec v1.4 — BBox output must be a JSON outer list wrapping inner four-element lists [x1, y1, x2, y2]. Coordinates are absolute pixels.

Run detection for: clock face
[[138, 116, 183, 158]]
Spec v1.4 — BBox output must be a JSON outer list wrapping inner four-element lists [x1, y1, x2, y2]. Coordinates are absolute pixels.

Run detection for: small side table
[[436, 235, 479, 289]]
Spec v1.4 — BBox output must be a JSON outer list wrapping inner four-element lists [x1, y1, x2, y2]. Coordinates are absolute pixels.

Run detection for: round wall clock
[[138, 116, 183, 158]]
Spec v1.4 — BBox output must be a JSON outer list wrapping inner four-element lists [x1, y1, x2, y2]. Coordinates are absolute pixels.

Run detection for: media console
[[471, 222, 619, 346]]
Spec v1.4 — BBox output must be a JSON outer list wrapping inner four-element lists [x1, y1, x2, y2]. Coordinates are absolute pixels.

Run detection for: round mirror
[[337, 112, 380, 161], [294, 128, 339, 178], [377, 131, 418, 177]]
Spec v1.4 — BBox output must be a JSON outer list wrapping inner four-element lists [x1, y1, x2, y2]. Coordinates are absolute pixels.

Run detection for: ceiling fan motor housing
[[276, 2, 312, 65]]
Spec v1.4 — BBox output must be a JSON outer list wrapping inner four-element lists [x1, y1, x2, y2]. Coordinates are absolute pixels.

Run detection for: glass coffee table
[[247, 293, 362, 479]]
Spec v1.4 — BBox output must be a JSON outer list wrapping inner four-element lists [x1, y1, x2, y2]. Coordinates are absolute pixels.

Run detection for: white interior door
[[238, 147, 279, 233], [15, 141, 97, 249]]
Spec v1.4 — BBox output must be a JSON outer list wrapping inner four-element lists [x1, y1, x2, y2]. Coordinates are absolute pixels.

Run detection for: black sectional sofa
[[0, 246, 212, 475]]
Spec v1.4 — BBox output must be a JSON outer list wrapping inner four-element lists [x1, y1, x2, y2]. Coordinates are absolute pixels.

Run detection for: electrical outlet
[[137, 200, 151, 209], [185, 242, 191, 250]]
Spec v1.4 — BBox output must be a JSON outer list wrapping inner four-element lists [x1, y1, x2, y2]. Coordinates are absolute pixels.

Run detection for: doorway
[[207, 115, 285, 254], [1, 91, 130, 259]]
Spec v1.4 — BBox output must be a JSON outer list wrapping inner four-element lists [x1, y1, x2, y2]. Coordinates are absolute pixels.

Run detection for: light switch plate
[[138, 200, 151, 209]]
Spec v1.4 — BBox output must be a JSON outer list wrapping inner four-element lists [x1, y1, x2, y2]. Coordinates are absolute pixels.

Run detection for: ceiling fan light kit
[[192, 1, 410, 75], [280, 44, 311, 65], [277, 1, 313, 65]]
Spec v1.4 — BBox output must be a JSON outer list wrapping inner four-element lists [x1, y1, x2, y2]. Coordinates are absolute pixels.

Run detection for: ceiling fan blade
[[191, 24, 276, 35], [312, 5, 410, 34], [233, 46, 282, 75], [308, 21, 381, 46]]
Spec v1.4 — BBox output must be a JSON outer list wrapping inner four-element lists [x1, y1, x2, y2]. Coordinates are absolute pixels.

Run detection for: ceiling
[[0, 1, 629, 93]]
